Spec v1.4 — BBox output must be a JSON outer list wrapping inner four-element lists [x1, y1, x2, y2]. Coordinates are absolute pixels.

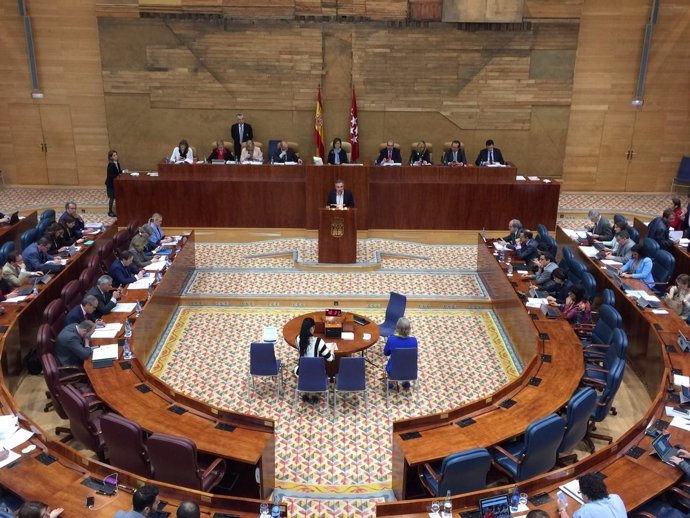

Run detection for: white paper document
[[526, 298, 549, 308], [600, 259, 620, 266], [112, 302, 136, 313], [674, 375, 690, 387], [527, 176, 540, 181], [515, 175, 526, 181], [144, 261, 167, 272], [0, 450, 20, 469], [3, 296, 27, 303], [0, 428, 33, 451], [363, 333, 371, 340], [559, 479, 584, 505], [670, 230, 683, 241], [91, 323, 123, 339], [92, 343, 119, 361], [578, 246, 599, 257], [341, 332, 354, 340], [652, 309, 669, 315], [670, 415, 690, 431], [128, 277, 155, 290]]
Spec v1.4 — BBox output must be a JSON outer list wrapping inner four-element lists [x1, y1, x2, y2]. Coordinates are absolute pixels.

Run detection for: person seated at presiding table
[[509, 229, 539, 265], [620, 243, 654, 289], [22, 237, 63, 273], [545, 268, 573, 304], [169, 139, 194, 164], [526, 251, 558, 288], [376, 140, 402, 165], [442, 140, 467, 167], [408, 141, 431, 166], [383, 317, 418, 390], [497, 219, 522, 245], [326, 179, 355, 208], [206, 140, 234, 163], [240, 140, 263, 163], [55, 320, 96, 367], [2, 252, 41, 287], [664, 273, 690, 319], [87, 275, 122, 318], [557, 472, 626, 518], [584, 209, 613, 241], [648, 208, 680, 251], [16, 501, 63, 518], [327, 137, 349, 165], [272, 140, 302, 164], [129, 232, 153, 269], [113, 484, 160, 518], [63, 294, 101, 328], [58, 201, 85, 238], [109, 250, 142, 288], [294, 317, 335, 398], [602, 230, 635, 264], [475, 139, 505, 165], [552, 284, 591, 325]]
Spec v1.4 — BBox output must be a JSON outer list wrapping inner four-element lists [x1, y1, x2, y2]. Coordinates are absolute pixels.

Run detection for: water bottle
[[124, 320, 132, 338], [270, 494, 281, 518], [499, 248, 505, 262], [123, 339, 132, 360], [147, 284, 154, 299], [32, 282, 39, 296], [155, 271, 162, 284], [175, 242, 181, 255], [507, 257, 513, 276], [135, 300, 142, 317], [442, 490, 452, 517], [510, 485, 520, 512], [481, 226, 487, 240]]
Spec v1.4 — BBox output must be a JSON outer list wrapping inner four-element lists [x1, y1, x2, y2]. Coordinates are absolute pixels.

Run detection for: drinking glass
[[430, 501, 440, 514], [519, 493, 528, 506], [259, 503, 270, 516]]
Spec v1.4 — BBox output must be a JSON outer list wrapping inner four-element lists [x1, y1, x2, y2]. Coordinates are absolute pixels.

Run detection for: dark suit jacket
[[475, 147, 505, 165], [58, 211, 85, 238], [272, 147, 299, 163], [105, 161, 122, 196], [230, 123, 253, 156], [376, 147, 402, 165], [109, 259, 138, 288], [503, 228, 522, 244], [207, 149, 235, 162], [64, 304, 97, 329], [327, 148, 348, 165], [591, 216, 613, 241], [326, 190, 355, 208], [442, 148, 468, 166], [516, 239, 539, 264], [55, 324, 91, 367], [87, 286, 117, 318], [408, 150, 431, 165], [648, 216, 674, 250]]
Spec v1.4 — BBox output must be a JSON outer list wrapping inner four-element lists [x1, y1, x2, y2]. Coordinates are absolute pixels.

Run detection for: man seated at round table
[[326, 179, 355, 208]]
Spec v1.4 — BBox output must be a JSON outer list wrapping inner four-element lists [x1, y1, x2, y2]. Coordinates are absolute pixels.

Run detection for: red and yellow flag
[[314, 86, 325, 159]]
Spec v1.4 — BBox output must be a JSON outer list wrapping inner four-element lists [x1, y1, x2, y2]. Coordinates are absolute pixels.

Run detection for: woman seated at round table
[[240, 140, 263, 163], [169, 139, 194, 164], [327, 138, 348, 165], [664, 273, 690, 319], [207, 140, 234, 163], [129, 231, 153, 269], [409, 141, 432, 166], [553, 284, 591, 325], [619, 243, 654, 289], [383, 317, 418, 389], [294, 317, 335, 401]]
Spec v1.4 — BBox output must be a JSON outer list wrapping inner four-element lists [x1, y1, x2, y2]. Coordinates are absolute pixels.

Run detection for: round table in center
[[282, 311, 380, 376]]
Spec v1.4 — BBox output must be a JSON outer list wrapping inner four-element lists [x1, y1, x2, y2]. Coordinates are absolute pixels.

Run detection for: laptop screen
[[479, 494, 511, 518], [652, 434, 673, 458]]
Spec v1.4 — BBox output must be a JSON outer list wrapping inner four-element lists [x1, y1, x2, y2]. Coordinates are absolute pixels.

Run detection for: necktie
[[239, 124, 243, 139], [388, 149, 392, 159], [453, 151, 457, 162], [489, 150, 493, 164]]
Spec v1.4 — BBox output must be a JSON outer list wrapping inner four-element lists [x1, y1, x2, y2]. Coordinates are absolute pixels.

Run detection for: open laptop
[[605, 269, 632, 291], [651, 434, 680, 466], [541, 303, 561, 318], [479, 494, 511, 518], [8, 212, 19, 225], [530, 287, 549, 298]]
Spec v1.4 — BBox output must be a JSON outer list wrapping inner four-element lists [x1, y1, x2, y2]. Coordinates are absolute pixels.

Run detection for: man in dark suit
[[376, 140, 402, 165], [55, 320, 95, 367], [23, 237, 62, 273], [326, 179, 355, 208], [58, 201, 85, 238], [475, 139, 505, 165], [499, 219, 522, 245], [230, 113, 253, 158], [648, 208, 679, 251], [109, 250, 141, 288], [64, 295, 100, 328], [512, 230, 539, 264], [272, 141, 301, 164], [87, 275, 122, 318], [442, 140, 467, 167], [584, 210, 613, 241]]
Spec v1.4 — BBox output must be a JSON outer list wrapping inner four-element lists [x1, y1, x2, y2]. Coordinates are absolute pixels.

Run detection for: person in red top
[[207, 140, 234, 162], [670, 196, 684, 230]]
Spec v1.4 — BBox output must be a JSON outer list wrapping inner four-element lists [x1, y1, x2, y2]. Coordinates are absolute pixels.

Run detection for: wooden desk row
[[633, 217, 690, 286], [0, 212, 38, 254], [375, 232, 685, 517], [0, 227, 275, 516], [115, 164, 560, 231]]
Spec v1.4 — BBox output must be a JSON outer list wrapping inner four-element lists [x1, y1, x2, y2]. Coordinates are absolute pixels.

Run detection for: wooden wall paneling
[[524, 0, 584, 19], [40, 105, 78, 185], [7, 104, 48, 184], [364, 0, 408, 20], [222, 0, 295, 19], [596, 111, 635, 192]]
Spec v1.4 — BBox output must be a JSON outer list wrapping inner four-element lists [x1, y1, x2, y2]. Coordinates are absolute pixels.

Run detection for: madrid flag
[[314, 86, 325, 159], [349, 86, 359, 162]]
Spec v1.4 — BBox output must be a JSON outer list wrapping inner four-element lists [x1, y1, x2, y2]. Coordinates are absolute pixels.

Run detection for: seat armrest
[[581, 376, 606, 389], [201, 457, 226, 479], [493, 444, 521, 464], [634, 512, 657, 518], [583, 343, 609, 351], [421, 462, 441, 482]]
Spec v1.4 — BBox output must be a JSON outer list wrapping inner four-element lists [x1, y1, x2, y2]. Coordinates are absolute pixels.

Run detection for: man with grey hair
[[63, 294, 101, 328], [176, 501, 201, 518], [55, 320, 96, 367], [58, 201, 85, 238], [584, 209, 613, 241], [86, 275, 122, 318], [499, 219, 522, 245], [230, 113, 253, 158]]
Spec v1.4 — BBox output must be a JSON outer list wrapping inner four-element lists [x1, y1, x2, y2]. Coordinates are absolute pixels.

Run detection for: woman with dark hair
[[558, 285, 591, 325], [43, 222, 68, 255], [670, 196, 684, 230], [105, 149, 122, 217], [556, 472, 625, 518], [17, 500, 63, 518], [327, 137, 348, 165], [620, 242, 654, 288], [546, 267, 573, 304], [294, 316, 335, 376], [170, 139, 193, 164], [58, 215, 82, 247], [664, 273, 690, 319]]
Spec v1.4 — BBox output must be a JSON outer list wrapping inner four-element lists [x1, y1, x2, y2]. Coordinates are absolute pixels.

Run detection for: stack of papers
[[341, 332, 354, 340], [515, 175, 526, 181], [527, 176, 540, 181], [526, 298, 549, 308], [670, 416, 690, 431], [673, 375, 690, 388], [92, 344, 119, 361], [128, 277, 155, 290], [91, 323, 122, 339], [0, 427, 33, 451], [600, 259, 619, 266], [144, 261, 167, 272], [578, 246, 599, 257], [112, 302, 136, 313], [3, 296, 27, 303], [559, 479, 584, 504]]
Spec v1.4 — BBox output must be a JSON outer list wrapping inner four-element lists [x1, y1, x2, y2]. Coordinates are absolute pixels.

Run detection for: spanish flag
[[314, 85, 325, 159]]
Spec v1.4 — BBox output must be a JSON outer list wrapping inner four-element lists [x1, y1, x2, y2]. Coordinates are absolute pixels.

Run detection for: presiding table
[[283, 311, 380, 375]]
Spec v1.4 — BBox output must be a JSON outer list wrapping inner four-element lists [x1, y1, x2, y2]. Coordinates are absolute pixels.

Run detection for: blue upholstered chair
[[628, 226, 640, 244], [558, 247, 575, 274], [578, 304, 622, 346], [541, 234, 558, 258], [652, 249, 675, 295], [491, 413, 566, 482], [583, 360, 626, 453], [293, 357, 329, 411], [20, 228, 39, 250], [379, 292, 407, 338], [557, 387, 598, 464], [333, 357, 367, 419], [419, 448, 491, 496], [580, 271, 597, 301], [640, 237, 660, 261], [536, 224, 549, 239], [248, 342, 282, 399], [39, 209, 56, 222], [0, 241, 14, 268], [384, 346, 418, 404], [583, 328, 628, 379], [601, 288, 615, 307], [36, 218, 52, 236]]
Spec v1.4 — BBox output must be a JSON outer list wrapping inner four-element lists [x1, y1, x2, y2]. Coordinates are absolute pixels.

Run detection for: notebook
[[529, 287, 549, 298], [651, 434, 679, 466], [479, 494, 511, 518], [636, 296, 660, 309], [541, 303, 561, 318]]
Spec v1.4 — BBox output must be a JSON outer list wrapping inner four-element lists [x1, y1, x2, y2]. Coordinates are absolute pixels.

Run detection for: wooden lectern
[[318, 208, 357, 263]]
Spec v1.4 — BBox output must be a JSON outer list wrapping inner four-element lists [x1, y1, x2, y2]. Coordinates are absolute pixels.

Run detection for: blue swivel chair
[[541, 234, 558, 258], [559, 247, 575, 274], [583, 328, 628, 375], [379, 292, 407, 338], [36, 218, 52, 236], [39, 209, 56, 222], [419, 448, 492, 496], [248, 342, 282, 399], [628, 226, 640, 244], [583, 360, 626, 452], [601, 288, 615, 307], [652, 249, 675, 295], [580, 271, 597, 301], [20, 228, 39, 250], [557, 387, 598, 465], [333, 357, 367, 419], [492, 413, 566, 482], [640, 238, 660, 261], [0, 241, 14, 267], [536, 224, 549, 239], [385, 347, 418, 404], [578, 304, 622, 347], [293, 357, 329, 412]]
